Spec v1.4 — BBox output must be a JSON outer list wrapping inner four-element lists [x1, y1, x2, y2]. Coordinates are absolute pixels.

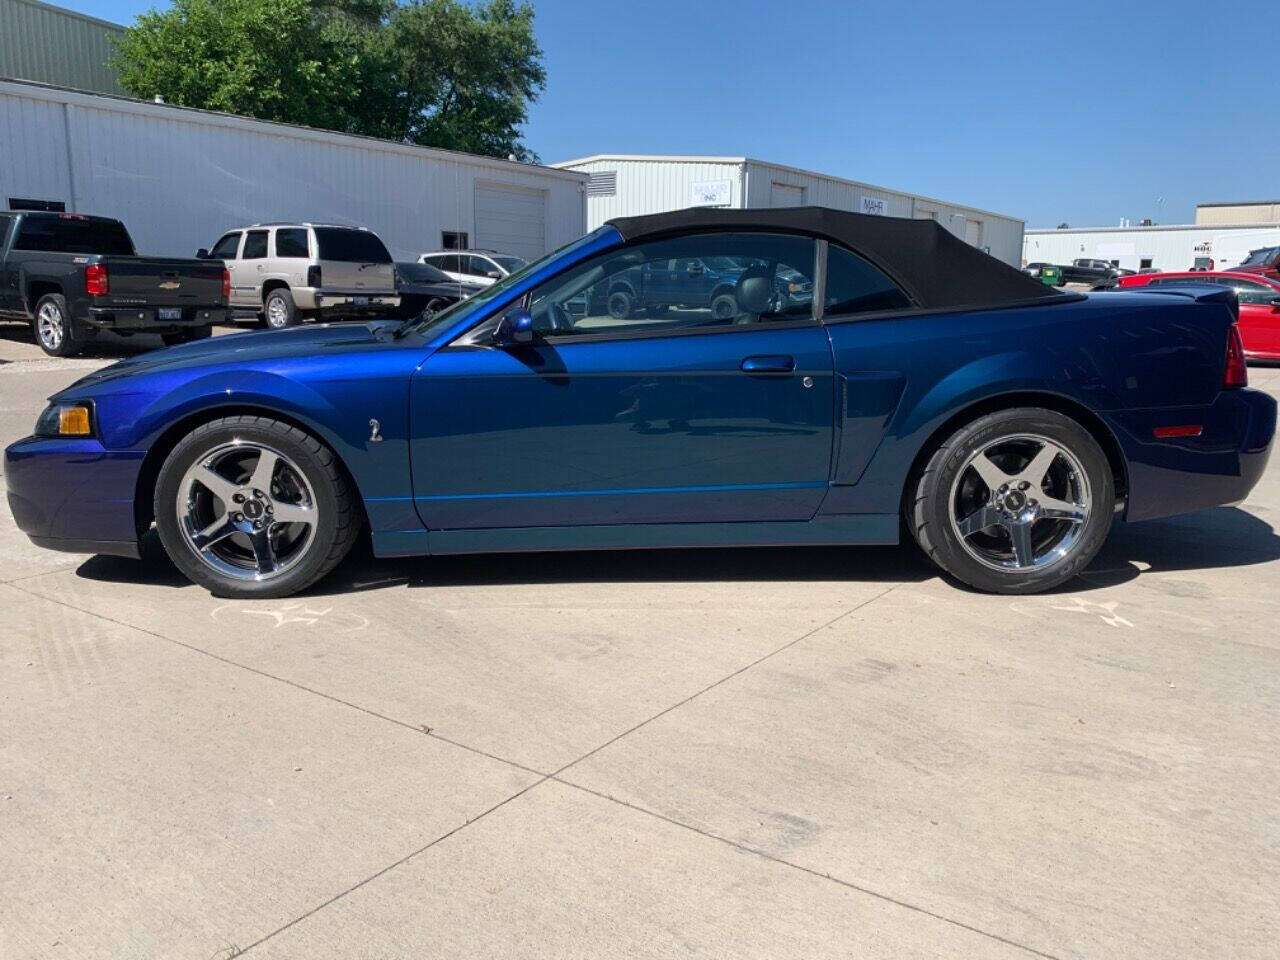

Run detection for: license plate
[[158, 308, 182, 321], [353, 296, 369, 306]]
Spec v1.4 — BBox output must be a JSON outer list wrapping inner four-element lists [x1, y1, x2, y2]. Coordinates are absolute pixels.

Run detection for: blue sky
[[64, 0, 1277, 228]]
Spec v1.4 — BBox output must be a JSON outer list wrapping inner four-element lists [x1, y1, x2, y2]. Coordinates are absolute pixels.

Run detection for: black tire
[[161, 326, 212, 347], [153, 415, 361, 598], [606, 289, 633, 320], [425, 297, 452, 315], [908, 407, 1114, 594], [263, 288, 298, 329], [710, 293, 738, 320], [32, 293, 83, 357]]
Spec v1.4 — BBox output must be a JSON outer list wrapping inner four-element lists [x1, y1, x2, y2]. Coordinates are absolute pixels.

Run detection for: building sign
[[860, 195, 888, 216], [691, 179, 732, 207]]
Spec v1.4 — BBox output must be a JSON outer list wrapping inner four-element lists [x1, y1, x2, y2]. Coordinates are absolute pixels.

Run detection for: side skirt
[[370, 515, 899, 558]]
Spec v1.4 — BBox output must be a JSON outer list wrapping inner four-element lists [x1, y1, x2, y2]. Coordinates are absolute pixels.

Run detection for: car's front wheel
[[154, 415, 360, 598], [908, 408, 1114, 594]]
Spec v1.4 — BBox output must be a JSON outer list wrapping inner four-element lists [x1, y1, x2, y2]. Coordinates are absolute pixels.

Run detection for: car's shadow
[[73, 506, 1280, 598]]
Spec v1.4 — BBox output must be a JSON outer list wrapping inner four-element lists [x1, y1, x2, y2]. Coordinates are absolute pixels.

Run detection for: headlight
[[35, 402, 94, 438]]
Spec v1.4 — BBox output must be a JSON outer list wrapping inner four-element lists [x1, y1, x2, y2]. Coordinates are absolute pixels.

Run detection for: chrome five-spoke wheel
[[948, 434, 1090, 572], [909, 408, 1114, 594], [176, 442, 317, 581]]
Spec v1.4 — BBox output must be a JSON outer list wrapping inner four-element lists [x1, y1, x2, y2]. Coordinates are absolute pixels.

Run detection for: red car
[[1115, 271, 1280, 361]]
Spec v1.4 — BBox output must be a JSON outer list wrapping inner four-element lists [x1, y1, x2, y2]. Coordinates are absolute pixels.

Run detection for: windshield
[[401, 228, 613, 339], [1239, 246, 1279, 267], [492, 255, 526, 272]]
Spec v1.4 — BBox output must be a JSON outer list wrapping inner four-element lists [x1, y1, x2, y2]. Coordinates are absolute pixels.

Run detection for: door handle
[[740, 355, 795, 373]]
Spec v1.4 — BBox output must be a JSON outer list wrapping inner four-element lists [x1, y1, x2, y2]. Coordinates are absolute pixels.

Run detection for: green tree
[[112, 0, 544, 160]]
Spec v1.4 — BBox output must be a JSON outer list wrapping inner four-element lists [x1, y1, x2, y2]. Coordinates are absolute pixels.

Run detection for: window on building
[[8, 197, 66, 212], [274, 228, 309, 258], [442, 231, 469, 250], [1140, 258, 1153, 269]]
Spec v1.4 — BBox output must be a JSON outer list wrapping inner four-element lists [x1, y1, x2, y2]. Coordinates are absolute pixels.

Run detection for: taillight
[[306, 265, 322, 288], [84, 263, 109, 296], [221, 268, 231, 301], [1224, 324, 1248, 389]]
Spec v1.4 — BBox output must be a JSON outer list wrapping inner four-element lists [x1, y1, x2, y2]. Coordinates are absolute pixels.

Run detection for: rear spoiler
[[1122, 284, 1238, 319]]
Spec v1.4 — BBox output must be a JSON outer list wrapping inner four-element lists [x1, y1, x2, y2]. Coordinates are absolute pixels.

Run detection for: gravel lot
[[1, 320, 1277, 960]]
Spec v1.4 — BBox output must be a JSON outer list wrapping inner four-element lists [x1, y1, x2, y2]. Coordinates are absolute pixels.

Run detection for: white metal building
[[1023, 222, 1280, 274], [553, 155, 1026, 266], [0, 0, 124, 95], [0, 79, 587, 261]]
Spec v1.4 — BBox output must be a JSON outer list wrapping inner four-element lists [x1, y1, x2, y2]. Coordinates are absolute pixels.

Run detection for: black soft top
[[607, 206, 1060, 310]]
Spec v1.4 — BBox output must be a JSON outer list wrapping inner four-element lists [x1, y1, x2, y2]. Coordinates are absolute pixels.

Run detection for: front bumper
[[87, 306, 228, 332], [5, 437, 143, 558], [1108, 387, 1276, 522]]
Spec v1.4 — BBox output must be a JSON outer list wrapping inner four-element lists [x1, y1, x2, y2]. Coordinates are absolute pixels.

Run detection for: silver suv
[[418, 250, 527, 288], [199, 223, 399, 328]]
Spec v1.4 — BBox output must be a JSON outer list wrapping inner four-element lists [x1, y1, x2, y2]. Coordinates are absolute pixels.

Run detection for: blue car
[[6, 207, 1275, 599]]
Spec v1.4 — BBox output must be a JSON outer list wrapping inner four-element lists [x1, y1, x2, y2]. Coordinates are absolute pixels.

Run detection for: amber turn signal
[[58, 405, 92, 436]]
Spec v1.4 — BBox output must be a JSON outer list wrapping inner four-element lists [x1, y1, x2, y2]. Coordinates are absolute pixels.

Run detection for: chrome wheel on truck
[[154, 416, 360, 598], [33, 293, 82, 357]]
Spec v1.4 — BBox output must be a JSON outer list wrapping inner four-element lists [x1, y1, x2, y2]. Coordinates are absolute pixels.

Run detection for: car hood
[[61, 320, 403, 394]]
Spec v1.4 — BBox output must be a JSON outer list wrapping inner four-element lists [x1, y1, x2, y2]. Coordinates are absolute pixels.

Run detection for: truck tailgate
[[101, 257, 224, 306]]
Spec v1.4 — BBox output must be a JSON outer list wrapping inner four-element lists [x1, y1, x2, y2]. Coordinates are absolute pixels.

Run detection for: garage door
[[474, 182, 546, 263]]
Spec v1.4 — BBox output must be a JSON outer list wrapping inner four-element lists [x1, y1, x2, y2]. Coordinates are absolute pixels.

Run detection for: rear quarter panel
[[820, 292, 1235, 517]]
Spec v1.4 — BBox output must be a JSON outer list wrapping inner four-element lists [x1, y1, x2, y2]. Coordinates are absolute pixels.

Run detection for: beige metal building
[[553, 155, 1026, 266], [1196, 201, 1280, 226], [0, 0, 124, 95]]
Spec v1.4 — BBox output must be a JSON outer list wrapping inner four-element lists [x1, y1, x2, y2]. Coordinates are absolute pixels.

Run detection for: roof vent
[[587, 171, 617, 198]]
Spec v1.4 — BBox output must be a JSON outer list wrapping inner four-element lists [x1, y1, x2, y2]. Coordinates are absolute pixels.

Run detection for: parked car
[[1058, 258, 1121, 284], [1022, 262, 1064, 286], [394, 261, 482, 319], [1114, 271, 1280, 360], [1227, 245, 1280, 283], [199, 223, 398, 328], [6, 206, 1273, 600], [0, 211, 227, 357], [419, 250, 527, 288]]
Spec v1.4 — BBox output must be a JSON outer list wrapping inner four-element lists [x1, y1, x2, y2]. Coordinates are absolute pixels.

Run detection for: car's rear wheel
[[263, 288, 298, 329], [154, 415, 360, 598], [33, 293, 83, 357], [908, 408, 1114, 594]]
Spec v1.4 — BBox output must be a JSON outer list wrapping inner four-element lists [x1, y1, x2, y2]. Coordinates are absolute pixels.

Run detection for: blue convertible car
[[6, 207, 1275, 598]]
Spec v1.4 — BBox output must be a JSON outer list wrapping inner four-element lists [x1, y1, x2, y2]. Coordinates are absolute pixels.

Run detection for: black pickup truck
[[0, 211, 228, 357]]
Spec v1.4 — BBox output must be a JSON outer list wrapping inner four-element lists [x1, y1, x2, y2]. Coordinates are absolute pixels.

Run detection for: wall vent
[[586, 171, 617, 198]]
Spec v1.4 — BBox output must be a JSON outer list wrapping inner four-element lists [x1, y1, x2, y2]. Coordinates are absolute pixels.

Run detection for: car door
[[1230, 279, 1280, 357], [236, 229, 269, 305], [206, 231, 246, 306], [410, 231, 835, 531], [0, 215, 17, 314]]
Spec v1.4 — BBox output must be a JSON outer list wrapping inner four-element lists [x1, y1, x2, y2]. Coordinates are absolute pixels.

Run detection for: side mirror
[[196, 248, 210, 259], [493, 307, 534, 346], [486, 270, 503, 279], [687, 262, 705, 275], [1270, 297, 1280, 308]]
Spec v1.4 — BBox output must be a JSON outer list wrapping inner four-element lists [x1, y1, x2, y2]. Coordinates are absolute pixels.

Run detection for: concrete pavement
[[1, 323, 1277, 959]]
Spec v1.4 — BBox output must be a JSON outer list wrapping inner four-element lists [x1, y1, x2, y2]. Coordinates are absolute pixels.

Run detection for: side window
[[439, 255, 462, 273], [469, 256, 498, 277], [209, 232, 241, 260], [1231, 280, 1275, 305], [824, 245, 912, 316], [274, 228, 309, 258], [0, 215, 11, 248], [525, 231, 817, 338], [242, 230, 268, 259]]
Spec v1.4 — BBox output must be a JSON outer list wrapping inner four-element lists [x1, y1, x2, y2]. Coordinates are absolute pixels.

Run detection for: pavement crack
[[555, 781, 1062, 960], [548, 582, 903, 780]]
